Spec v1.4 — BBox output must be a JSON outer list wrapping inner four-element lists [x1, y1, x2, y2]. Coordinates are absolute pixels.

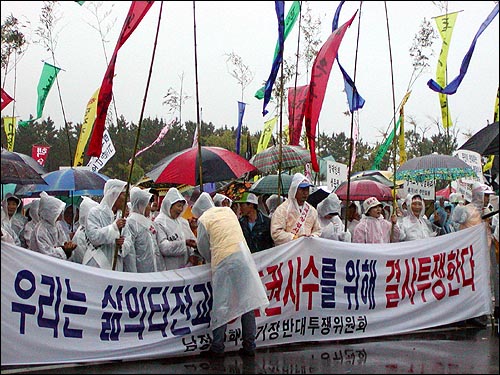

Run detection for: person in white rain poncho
[[155, 187, 199, 270], [2, 193, 28, 247], [317, 192, 351, 242], [193, 192, 269, 358], [270, 173, 321, 245], [70, 196, 99, 264], [23, 199, 40, 249], [1, 205, 20, 245], [83, 179, 128, 271], [398, 193, 435, 241], [122, 187, 165, 272], [30, 192, 77, 259]]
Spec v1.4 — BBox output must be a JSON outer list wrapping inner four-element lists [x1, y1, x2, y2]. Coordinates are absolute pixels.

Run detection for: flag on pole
[[427, 3, 499, 95], [304, 12, 357, 172], [235, 101, 246, 155], [87, 128, 115, 173], [73, 88, 100, 166], [87, 1, 154, 157], [287, 85, 309, 145], [1, 88, 14, 110], [128, 118, 176, 163], [32, 144, 50, 167], [3, 117, 16, 151], [256, 116, 278, 154], [398, 91, 412, 165]]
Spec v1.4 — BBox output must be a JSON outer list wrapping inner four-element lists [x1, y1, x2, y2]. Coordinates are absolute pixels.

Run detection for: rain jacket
[[1, 206, 20, 246], [270, 173, 321, 245], [2, 193, 28, 247], [265, 194, 285, 217], [70, 196, 99, 264], [317, 192, 351, 242], [352, 199, 400, 244], [155, 188, 196, 270], [83, 179, 128, 271], [23, 199, 40, 249], [30, 192, 69, 259], [122, 187, 165, 272], [398, 194, 435, 241], [194, 193, 269, 330]]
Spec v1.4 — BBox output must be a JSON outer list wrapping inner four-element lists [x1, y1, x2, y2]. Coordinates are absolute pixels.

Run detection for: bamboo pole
[[193, 1, 203, 192]]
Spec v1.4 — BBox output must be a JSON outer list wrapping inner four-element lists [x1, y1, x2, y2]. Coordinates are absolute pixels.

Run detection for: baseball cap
[[363, 196, 383, 213], [298, 180, 313, 188], [234, 192, 259, 205]]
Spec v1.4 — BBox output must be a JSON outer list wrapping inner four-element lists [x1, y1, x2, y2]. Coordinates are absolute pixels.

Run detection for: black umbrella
[[458, 121, 499, 156], [1, 148, 47, 174]]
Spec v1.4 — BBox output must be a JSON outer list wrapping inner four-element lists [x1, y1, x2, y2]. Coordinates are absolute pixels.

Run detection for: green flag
[[371, 118, 400, 170]]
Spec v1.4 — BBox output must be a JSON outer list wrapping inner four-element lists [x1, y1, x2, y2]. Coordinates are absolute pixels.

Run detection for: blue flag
[[332, 1, 365, 112], [235, 101, 246, 155], [262, 1, 285, 116], [427, 3, 499, 95]]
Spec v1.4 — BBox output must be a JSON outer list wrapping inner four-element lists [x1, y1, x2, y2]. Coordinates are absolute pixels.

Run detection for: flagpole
[[193, 1, 203, 192], [112, 1, 164, 270]]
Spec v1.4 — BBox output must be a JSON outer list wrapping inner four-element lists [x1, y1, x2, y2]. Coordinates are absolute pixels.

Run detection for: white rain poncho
[[122, 187, 165, 272], [265, 194, 285, 217], [398, 193, 435, 241], [196, 204, 269, 330], [270, 173, 321, 245], [2, 193, 27, 247], [23, 199, 40, 249], [1, 205, 20, 246], [83, 179, 128, 271], [213, 193, 232, 207], [317, 192, 351, 242], [30, 192, 69, 259], [70, 196, 99, 264], [155, 188, 196, 270]]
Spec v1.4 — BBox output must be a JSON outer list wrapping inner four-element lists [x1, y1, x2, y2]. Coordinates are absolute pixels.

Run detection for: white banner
[[1, 225, 492, 366], [87, 129, 115, 173]]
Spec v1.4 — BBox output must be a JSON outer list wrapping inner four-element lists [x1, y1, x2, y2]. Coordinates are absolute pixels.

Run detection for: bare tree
[[224, 51, 254, 101], [1, 14, 28, 79], [162, 72, 191, 125]]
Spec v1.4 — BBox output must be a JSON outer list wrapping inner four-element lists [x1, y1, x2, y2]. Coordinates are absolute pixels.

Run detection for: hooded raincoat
[[1, 205, 20, 245], [2, 193, 27, 247], [317, 192, 351, 242], [155, 188, 196, 270], [70, 196, 99, 264], [122, 187, 165, 272], [270, 173, 321, 245], [83, 179, 128, 271], [23, 199, 40, 249], [30, 192, 70, 259], [193, 192, 269, 330], [398, 193, 435, 241]]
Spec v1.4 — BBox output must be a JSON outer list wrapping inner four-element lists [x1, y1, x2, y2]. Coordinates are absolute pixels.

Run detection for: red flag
[[87, 1, 154, 157], [287, 85, 309, 145], [304, 11, 357, 172], [32, 144, 50, 167], [1, 88, 14, 110]]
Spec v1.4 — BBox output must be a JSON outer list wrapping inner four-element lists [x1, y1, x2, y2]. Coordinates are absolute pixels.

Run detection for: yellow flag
[[434, 12, 459, 128], [256, 116, 277, 154], [398, 91, 412, 165], [494, 86, 499, 123], [73, 88, 100, 166], [3, 117, 16, 151]]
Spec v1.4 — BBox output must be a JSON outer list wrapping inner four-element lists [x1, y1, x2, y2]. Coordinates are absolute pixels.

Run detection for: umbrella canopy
[[146, 146, 257, 186], [335, 179, 397, 202], [307, 186, 331, 208], [1, 148, 47, 175], [458, 121, 499, 156], [350, 169, 404, 187], [1, 158, 47, 185], [249, 144, 311, 174], [249, 173, 293, 195], [15, 168, 110, 196], [395, 153, 477, 182]]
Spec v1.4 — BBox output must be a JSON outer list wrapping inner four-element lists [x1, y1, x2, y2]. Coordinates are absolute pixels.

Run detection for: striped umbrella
[[250, 145, 311, 174]]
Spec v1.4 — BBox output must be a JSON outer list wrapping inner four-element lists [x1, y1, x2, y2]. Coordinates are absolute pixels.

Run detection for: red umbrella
[[334, 179, 398, 202], [146, 146, 258, 186]]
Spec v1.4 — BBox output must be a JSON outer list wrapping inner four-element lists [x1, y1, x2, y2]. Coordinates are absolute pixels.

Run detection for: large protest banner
[[1, 224, 492, 366]]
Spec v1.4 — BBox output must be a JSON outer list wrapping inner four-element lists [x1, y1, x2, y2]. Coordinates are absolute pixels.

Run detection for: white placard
[[326, 160, 348, 191]]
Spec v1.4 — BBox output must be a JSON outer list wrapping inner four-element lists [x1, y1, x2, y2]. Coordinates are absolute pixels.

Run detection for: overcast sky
[[1, 1, 498, 150]]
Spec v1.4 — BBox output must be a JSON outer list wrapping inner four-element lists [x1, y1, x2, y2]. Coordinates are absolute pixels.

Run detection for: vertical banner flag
[[427, 3, 499, 95], [256, 116, 278, 154], [262, 1, 285, 116], [434, 11, 459, 128], [32, 144, 50, 167], [3, 117, 16, 151], [128, 118, 176, 163], [1, 88, 14, 110], [235, 101, 246, 155], [87, 1, 154, 157], [87, 128, 115, 173], [245, 132, 253, 161], [74, 88, 100, 166], [287, 85, 309, 145], [494, 86, 499, 123], [398, 91, 412, 165], [304, 12, 357, 172], [332, 1, 365, 113], [18, 62, 61, 127], [255, 1, 301, 100]]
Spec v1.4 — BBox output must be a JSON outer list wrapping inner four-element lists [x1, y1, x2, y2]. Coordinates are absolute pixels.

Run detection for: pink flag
[[287, 85, 309, 145], [128, 118, 176, 163], [304, 12, 357, 172], [87, 1, 154, 157], [1, 88, 14, 110]]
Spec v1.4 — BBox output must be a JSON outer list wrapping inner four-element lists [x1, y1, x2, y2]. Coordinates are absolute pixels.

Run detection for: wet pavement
[[2, 323, 498, 374]]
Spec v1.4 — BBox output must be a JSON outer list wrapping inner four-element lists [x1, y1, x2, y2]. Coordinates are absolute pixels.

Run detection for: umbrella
[[249, 144, 311, 174], [350, 169, 404, 187], [1, 148, 47, 175], [395, 153, 477, 183], [1, 158, 47, 185], [146, 146, 258, 186], [458, 121, 499, 156], [249, 173, 293, 195], [307, 186, 331, 208], [14, 168, 110, 196], [334, 179, 397, 202]]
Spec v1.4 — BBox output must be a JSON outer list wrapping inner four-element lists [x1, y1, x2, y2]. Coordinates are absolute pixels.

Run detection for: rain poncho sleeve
[[352, 215, 400, 244], [30, 192, 69, 259], [270, 173, 321, 245], [197, 206, 269, 329]]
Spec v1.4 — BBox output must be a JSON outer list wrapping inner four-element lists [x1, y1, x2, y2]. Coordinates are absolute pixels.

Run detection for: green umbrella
[[249, 173, 292, 195]]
